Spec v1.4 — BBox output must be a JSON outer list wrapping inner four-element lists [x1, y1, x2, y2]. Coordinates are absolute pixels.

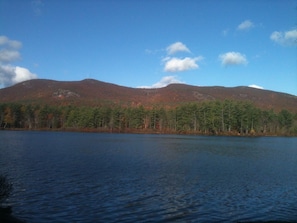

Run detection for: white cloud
[[219, 52, 248, 66], [0, 36, 22, 49], [270, 31, 281, 41], [0, 65, 37, 87], [0, 36, 38, 87], [237, 20, 254, 31], [14, 66, 37, 83], [285, 29, 297, 39], [248, 84, 264, 89], [163, 56, 203, 72], [0, 49, 21, 62], [166, 42, 191, 55], [138, 76, 184, 89], [270, 28, 297, 46], [0, 36, 22, 63]]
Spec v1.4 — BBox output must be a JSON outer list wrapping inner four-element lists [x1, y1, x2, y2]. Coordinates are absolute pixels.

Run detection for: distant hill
[[0, 79, 296, 112]]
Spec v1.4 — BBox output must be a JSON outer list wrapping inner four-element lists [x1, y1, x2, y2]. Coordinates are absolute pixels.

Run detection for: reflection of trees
[[0, 175, 12, 206], [0, 175, 26, 222]]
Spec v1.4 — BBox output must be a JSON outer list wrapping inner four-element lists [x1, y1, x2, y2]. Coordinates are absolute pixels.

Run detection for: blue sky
[[0, 0, 296, 95]]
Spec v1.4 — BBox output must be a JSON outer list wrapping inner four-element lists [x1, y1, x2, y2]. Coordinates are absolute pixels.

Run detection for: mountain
[[0, 79, 296, 112]]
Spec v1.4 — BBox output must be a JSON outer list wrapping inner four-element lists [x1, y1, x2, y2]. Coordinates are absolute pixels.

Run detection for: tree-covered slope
[[0, 79, 296, 112]]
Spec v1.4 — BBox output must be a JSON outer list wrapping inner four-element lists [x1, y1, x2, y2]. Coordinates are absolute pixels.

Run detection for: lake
[[0, 131, 297, 222]]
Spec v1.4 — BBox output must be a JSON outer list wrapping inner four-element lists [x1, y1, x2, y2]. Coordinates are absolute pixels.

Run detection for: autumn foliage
[[1, 100, 296, 136]]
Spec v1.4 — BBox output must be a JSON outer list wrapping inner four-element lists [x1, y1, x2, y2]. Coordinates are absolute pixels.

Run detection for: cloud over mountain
[[163, 42, 203, 72], [0, 36, 37, 87], [219, 52, 248, 66], [248, 84, 264, 89], [163, 57, 203, 72], [138, 75, 183, 88]]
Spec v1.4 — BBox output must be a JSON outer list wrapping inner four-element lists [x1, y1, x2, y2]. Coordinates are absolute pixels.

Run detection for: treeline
[[0, 100, 297, 135]]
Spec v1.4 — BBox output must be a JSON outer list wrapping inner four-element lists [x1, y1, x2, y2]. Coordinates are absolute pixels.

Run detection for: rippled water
[[0, 131, 297, 222]]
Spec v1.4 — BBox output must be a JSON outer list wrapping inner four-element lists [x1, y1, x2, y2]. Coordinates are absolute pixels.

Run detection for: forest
[[0, 100, 296, 136]]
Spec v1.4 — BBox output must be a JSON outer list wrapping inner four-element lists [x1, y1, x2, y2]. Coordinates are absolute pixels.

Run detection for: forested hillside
[[0, 79, 296, 112], [1, 100, 296, 136], [1, 79, 296, 136]]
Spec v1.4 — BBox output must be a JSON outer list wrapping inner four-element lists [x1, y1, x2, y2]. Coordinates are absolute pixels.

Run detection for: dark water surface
[[0, 131, 297, 222]]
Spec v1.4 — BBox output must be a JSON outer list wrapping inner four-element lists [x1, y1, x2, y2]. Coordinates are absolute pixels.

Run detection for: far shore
[[1, 127, 295, 137]]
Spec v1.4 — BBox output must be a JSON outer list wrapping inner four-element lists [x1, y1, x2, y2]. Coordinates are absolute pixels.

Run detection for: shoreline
[[1, 127, 295, 137]]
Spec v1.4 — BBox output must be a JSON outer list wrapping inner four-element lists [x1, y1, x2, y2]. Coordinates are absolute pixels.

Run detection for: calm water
[[0, 131, 297, 223]]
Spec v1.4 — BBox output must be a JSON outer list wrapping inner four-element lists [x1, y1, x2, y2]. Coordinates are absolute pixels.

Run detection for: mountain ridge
[[0, 78, 296, 112]]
